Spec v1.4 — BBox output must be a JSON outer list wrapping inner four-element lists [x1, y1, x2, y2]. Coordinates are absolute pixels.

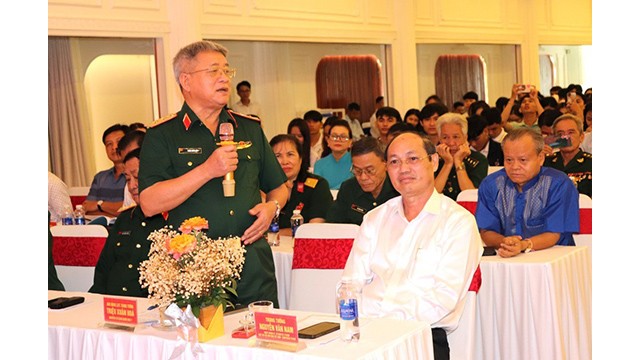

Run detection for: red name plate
[[254, 312, 299, 343], [103, 297, 138, 325]]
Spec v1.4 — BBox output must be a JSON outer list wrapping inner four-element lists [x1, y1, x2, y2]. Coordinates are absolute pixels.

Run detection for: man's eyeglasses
[[351, 167, 377, 177], [387, 156, 429, 168], [187, 66, 237, 79], [330, 135, 350, 142]]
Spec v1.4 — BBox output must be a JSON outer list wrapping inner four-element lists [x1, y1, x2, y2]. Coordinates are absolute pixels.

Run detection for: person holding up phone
[[543, 114, 592, 198], [500, 84, 545, 133]]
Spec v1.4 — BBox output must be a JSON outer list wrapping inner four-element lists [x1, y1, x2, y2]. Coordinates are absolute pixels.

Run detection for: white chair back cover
[[289, 223, 360, 313]]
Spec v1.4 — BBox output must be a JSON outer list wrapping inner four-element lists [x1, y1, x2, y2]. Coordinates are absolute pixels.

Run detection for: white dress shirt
[[310, 135, 324, 170], [369, 113, 380, 139], [344, 115, 365, 140], [231, 100, 262, 119], [492, 127, 507, 143], [342, 192, 483, 333], [48, 172, 73, 222]]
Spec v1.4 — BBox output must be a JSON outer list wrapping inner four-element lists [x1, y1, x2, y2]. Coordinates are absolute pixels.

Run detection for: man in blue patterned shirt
[[475, 127, 579, 258]]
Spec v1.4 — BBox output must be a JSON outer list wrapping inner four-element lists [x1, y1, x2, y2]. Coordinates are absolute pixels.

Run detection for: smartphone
[[298, 321, 340, 339], [482, 246, 497, 256], [48, 296, 85, 309], [517, 84, 532, 93], [544, 135, 571, 148]]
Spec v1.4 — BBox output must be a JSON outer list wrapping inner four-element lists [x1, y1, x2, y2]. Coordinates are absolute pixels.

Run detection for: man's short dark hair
[[469, 100, 490, 115], [484, 107, 502, 126], [123, 147, 141, 164], [347, 102, 361, 111], [375, 96, 384, 104], [467, 115, 488, 141], [375, 106, 402, 122], [502, 127, 544, 154], [453, 101, 464, 108], [463, 91, 479, 101], [118, 130, 146, 155], [236, 80, 251, 91], [388, 122, 419, 139], [538, 109, 563, 129], [351, 136, 385, 160], [303, 110, 323, 122], [102, 124, 130, 144], [420, 103, 448, 120]]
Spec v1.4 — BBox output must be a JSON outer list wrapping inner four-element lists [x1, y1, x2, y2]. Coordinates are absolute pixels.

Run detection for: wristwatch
[[272, 200, 280, 218], [97, 200, 104, 212], [522, 239, 533, 253], [455, 163, 466, 171]]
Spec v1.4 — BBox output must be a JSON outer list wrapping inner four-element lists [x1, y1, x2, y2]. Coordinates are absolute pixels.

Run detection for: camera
[[517, 84, 532, 94]]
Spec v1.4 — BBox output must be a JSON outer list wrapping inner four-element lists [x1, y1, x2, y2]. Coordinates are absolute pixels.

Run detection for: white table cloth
[[476, 246, 591, 360], [48, 291, 434, 359], [272, 236, 294, 309]]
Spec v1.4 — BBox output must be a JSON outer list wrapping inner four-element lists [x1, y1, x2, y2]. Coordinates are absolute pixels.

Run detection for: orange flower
[[166, 233, 197, 260], [179, 216, 209, 234]]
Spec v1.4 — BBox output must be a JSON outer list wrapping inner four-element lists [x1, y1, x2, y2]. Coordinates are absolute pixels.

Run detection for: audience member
[[287, 118, 314, 171], [304, 110, 324, 168], [89, 148, 167, 297], [344, 102, 365, 140], [581, 102, 592, 153], [468, 100, 490, 117], [48, 172, 73, 223], [495, 97, 509, 113], [388, 122, 419, 141], [403, 108, 421, 128], [327, 136, 399, 225], [374, 106, 401, 148], [543, 114, 592, 198], [270, 134, 333, 234], [313, 119, 354, 190], [117, 129, 146, 210], [367, 96, 385, 138], [342, 132, 483, 360], [419, 102, 448, 146], [452, 101, 466, 114], [434, 113, 488, 200], [48, 212, 65, 291], [564, 91, 586, 123], [129, 122, 147, 132], [475, 128, 579, 258], [462, 91, 479, 112], [484, 107, 507, 143], [231, 80, 262, 119], [500, 84, 544, 132], [538, 108, 562, 138], [83, 123, 130, 217], [138, 40, 287, 307], [321, 115, 339, 158], [425, 94, 443, 106], [467, 114, 504, 166], [542, 96, 558, 110]]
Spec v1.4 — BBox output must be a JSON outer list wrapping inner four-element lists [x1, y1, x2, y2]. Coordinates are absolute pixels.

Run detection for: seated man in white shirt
[[344, 102, 365, 140], [342, 131, 483, 360]]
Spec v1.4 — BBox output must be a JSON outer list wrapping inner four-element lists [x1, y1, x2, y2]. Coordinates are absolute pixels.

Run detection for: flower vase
[[197, 304, 225, 342]]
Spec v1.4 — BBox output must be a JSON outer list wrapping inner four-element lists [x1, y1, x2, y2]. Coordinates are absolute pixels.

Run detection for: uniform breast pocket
[[237, 148, 261, 183], [526, 216, 545, 233]]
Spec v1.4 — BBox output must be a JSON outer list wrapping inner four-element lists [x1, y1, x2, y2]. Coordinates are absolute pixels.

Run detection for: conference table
[[271, 236, 295, 310], [48, 290, 434, 359]]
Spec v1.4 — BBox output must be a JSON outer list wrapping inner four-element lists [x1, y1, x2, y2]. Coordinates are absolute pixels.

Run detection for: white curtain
[[48, 37, 92, 187]]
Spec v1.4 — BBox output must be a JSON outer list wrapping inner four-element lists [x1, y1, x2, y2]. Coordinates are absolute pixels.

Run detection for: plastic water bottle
[[267, 216, 280, 246], [73, 205, 87, 225], [61, 205, 74, 225], [336, 279, 361, 342], [290, 209, 304, 238]]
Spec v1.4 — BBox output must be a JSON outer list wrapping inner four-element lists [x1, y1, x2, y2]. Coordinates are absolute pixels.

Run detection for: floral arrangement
[[139, 216, 246, 316]]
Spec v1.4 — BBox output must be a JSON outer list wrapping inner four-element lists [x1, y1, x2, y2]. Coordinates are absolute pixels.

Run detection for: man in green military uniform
[[90, 149, 167, 297], [327, 137, 399, 225], [434, 113, 488, 200], [138, 41, 288, 307], [543, 114, 592, 198]]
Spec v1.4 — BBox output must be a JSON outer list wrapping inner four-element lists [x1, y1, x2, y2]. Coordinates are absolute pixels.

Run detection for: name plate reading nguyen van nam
[[254, 312, 306, 352], [102, 297, 138, 331]]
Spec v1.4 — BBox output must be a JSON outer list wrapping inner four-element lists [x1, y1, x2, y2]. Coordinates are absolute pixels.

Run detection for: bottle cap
[[76, 205, 82, 210], [293, 209, 301, 215]]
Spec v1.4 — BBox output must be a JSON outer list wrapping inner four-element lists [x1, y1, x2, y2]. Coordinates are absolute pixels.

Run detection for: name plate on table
[[102, 297, 138, 331], [254, 312, 306, 352]]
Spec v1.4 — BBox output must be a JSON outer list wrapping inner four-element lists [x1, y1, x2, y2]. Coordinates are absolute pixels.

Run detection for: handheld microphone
[[219, 122, 235, 197]]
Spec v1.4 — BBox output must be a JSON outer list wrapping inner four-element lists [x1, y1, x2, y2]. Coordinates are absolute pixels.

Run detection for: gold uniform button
[[229, 210, 234, 216], [247, 155, 252, 160], [122, 287, 128, 292], [188, 161, 193, 166], [128, 264, 133, 269], [136, 244, 141, 248], [116, 242, 121, 247], [373, 202, 377, 206], [142, 222, 146, 227]]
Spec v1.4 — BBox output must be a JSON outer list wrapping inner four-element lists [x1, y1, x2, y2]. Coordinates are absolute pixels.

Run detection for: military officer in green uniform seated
[[138, 41, 288, 308], [434, 113, 489, 200], [543, 114, 592, 198], [327, 136, 399, 225], [90, 148, 166, 297]]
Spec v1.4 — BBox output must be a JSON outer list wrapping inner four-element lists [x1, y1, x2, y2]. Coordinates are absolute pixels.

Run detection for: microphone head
[[219, 122, 234, 141]]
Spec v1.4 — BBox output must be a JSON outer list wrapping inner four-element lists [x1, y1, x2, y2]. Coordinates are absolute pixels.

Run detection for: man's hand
[[203, 144, 238, 179], [453, 143, 471, 163], [242, 201, 277, 245], [436, 143, 454, 165], [497, 235, 523, 258]]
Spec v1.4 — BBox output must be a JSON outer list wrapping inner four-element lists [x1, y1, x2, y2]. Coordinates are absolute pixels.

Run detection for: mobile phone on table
[[298, 321, 340, 339], [48, 296, 85, 309]]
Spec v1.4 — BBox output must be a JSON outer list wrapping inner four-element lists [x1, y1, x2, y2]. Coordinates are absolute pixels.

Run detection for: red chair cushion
[[52, 236, 106, 266], [457, 201, 477, 215], [468, 267, 482, 293], [70, 195, 87, 209], [292, 238, 354, 269], [579, 208, 592, 234]]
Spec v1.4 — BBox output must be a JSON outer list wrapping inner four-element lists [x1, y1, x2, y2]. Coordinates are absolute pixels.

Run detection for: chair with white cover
[[51, 225, 109, 292], [448, 267, 483, 360], [488, 166, 503, 175], [289, 223, 360, 313], [456, 189, 478, 215], [575, 193, 592, 248]]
